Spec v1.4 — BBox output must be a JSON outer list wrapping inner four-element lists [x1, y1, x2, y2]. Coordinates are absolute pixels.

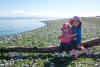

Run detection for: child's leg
[[72, 49, 79, 59], [80, 46, 90, 56], [58, 42, 66, 57], [72, 41, 79, 59], [65, 41, 74, 57], [65, 45, 70, 57]]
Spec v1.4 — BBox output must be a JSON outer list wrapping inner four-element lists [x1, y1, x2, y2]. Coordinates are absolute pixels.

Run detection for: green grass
[[0, 17, 100, 67]]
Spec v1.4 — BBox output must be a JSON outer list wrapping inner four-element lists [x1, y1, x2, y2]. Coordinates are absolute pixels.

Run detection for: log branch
[[0, 37, 100, 53]]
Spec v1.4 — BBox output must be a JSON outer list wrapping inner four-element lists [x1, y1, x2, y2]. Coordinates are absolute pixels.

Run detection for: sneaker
[[86, 51, 90, 56], [74, 57, 78, 60], [74, 55, 79, 60], [66, 53, 71, 57], [74, 54, 79, 60], [85, 49, 90, 56], [57, 53, 62, 57]]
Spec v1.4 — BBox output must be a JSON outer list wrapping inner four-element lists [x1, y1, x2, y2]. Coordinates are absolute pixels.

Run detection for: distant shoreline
[[0, 18, 68, 43], [0, 20, 51, 43]]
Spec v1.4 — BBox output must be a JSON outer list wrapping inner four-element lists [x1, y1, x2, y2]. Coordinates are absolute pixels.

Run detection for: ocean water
[[0, 18, 50, 36]]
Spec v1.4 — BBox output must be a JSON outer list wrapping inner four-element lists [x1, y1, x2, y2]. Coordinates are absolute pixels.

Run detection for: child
[[70, 16, 90, 59], [57, 23, 74, 57]]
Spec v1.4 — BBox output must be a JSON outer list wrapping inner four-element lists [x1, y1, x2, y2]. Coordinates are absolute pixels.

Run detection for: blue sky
[[0, 0, 100, 18]]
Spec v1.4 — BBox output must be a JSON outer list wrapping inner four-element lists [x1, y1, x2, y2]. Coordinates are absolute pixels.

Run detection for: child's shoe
[[86, 50, 90, 56], [74, 54, 79, 60], [74, 53, 79, 60], [66, 53, 71, 57], [74, 57, 78, 60], [57, 53, 62, 57], [84, 49, 90, 56]]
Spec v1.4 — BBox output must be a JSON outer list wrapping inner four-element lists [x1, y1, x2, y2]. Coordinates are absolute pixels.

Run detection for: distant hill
[[96, 16, 100, 17]]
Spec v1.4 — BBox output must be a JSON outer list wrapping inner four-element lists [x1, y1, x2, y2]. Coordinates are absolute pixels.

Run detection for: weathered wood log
[[0, 37, 100, 53]]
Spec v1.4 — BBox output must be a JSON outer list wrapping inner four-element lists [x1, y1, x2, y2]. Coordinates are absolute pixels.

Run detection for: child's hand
[[58, 38, 62, 41], [73, 38, 77, 40], [59, 39, 62, 41]]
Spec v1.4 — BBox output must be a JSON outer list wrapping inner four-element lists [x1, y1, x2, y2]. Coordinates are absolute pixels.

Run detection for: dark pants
[[72, 41, 81, 50], [59, 42, 73, 54]]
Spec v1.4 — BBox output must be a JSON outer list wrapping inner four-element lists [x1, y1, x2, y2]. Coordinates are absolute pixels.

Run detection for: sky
[[0, 0, 100, 18]]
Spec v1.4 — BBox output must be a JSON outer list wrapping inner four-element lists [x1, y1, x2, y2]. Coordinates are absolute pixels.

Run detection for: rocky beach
[[0, 17, 100, 67]]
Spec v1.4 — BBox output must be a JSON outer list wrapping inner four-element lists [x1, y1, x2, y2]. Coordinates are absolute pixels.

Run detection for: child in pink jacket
[[58, 23, 75, 57]]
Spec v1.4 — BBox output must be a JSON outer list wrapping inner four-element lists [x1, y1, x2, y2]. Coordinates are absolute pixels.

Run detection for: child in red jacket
[[58, 23, 76, 57]]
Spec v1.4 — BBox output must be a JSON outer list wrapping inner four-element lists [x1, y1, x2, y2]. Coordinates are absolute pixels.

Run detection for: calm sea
[[0, 18, 52, 36]]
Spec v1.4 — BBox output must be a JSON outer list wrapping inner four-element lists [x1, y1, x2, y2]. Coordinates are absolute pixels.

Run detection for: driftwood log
[[0, 37, 100, 53]]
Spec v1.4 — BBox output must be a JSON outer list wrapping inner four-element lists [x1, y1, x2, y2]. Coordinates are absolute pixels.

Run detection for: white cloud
[[0, 10, 99, 18], [11, 10, 67, 18], [12, 10, 25, 15]]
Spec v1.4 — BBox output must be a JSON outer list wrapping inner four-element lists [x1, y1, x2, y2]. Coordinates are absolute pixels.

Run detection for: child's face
[[73, 20, 80, 27], [64, 26, 69, 32]]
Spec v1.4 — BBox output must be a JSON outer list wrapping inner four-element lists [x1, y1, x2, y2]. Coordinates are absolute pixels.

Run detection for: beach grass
[[0, 17, 100, 67]]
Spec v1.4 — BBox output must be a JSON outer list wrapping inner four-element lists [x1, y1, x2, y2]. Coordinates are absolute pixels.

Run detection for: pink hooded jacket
[[58, 23, 73, 44]]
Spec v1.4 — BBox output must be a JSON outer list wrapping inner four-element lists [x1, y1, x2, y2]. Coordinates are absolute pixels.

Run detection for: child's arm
[[58, 34, 63, 40], [72, 37, 77, 40], [64, 33, 77, 37]]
